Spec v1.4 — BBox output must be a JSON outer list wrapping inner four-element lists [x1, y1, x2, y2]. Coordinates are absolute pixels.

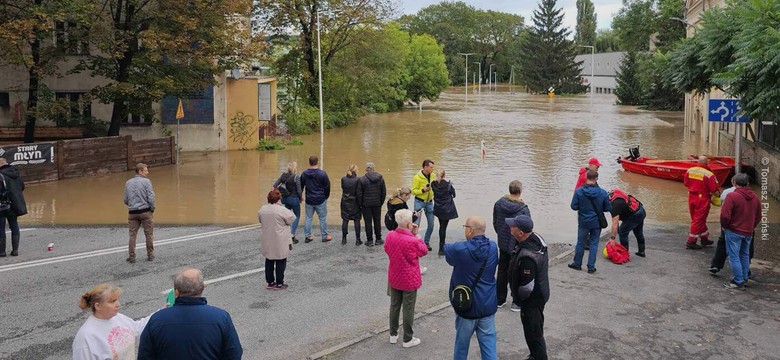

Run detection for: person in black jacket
[[492, 180, 530, 311], [432, 169, 458, 256], [507, 215, 549, 360], [340, 164, 362, 245], [0, 157, 27, 257], [357, 162, 386, 246], [273, 161, 303, 244]]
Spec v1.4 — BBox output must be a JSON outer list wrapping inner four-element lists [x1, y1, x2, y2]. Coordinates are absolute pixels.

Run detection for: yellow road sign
[[176, 99, 184, 119]]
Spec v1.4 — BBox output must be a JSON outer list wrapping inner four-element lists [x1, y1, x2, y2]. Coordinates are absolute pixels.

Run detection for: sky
[[399, 0, 623, 32]]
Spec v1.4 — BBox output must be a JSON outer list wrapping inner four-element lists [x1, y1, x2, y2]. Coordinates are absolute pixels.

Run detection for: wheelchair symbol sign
[[708, 99, 749, 123]]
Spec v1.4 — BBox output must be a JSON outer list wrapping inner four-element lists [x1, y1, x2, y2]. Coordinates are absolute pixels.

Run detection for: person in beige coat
[[258, 189, 296, 290]]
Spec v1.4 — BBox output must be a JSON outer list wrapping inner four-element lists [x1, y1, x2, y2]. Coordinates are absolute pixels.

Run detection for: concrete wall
[[718, 131, 780, 201]]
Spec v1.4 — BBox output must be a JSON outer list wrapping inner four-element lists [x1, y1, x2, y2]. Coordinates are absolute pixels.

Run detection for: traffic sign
[[708, 99, 749, 123]]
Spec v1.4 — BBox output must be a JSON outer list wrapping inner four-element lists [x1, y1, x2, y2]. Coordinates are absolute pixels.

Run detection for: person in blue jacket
[[443, 215, 499, 360], [138, 268, 242, 360], [569, 170, 611, 274]]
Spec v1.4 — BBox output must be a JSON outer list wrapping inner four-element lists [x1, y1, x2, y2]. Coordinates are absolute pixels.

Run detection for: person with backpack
[[608, 188, 647, 257], [492, 180, 530, 311], [386, 188, 419, 231], [273, 161, 303, 244], [0, 157, 26, 257], [432, 169, 458, 256], [569, 170, 611, 274], [443, 216, 498, 360], [506, 215, 549, 360], [340, 164, 362, 246], [357, 162, 386, 247]]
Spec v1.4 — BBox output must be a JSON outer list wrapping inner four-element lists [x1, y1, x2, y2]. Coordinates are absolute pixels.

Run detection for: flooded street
[[22, 88, 778, 254]]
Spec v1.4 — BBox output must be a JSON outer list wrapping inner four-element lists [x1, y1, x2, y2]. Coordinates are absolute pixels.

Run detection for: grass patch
[[257, 139, 286, 151], [286, 138, 304, 146]]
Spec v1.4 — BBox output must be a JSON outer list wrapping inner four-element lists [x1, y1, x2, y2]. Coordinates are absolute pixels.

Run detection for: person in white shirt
[[72, 283, 154, 360]]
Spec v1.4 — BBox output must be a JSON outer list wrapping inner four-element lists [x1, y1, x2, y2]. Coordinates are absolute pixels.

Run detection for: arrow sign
[[708, 99, 749, 123]]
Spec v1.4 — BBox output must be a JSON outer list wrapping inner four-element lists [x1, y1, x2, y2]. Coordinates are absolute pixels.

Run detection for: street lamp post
[[488, 64, 494, 91], [457, 53, 475, 100], [578, 45, 595, 107], [316, 10, 325, 167], [474, 62, 482, 93]]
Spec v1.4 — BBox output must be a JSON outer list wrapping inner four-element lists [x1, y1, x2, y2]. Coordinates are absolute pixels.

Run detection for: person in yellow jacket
[[411, 159, 436, 251]]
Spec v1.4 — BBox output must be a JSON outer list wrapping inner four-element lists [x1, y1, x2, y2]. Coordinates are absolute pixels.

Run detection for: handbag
[[451, 257, 488, 316], [587, 196, 608, 229], [0, 175, 11, 213]]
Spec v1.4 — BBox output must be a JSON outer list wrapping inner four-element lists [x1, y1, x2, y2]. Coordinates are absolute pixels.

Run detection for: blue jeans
[[573, 226, 601, 270], [724, 229, 752, 284], [413, 198, 434, 244], [304, 202, 328, 239], [454, 314, 497, 360], [282, 196, 301, 237]]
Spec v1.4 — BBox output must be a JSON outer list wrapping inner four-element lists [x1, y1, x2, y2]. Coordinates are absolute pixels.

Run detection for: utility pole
[[474, 62, 482, 93], [457, 53, 475, 101]]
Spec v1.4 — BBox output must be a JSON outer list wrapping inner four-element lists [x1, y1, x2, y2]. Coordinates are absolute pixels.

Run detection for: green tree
[[614, 51, 642, 105], [406, 33, 449, 104], [612, 0, 656, 52], [637, 51, 682, 110], [595, 29, 621, 52], [654, 0, 686, 51], [575, 0, 597, 52], [518, 0, 586, 94]]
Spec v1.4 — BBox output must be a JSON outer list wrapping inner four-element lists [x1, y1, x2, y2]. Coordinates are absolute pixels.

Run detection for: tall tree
[[518, 0, 586, 94], [255, 0, 394, 106], [574, 0, 597, 53], [614, 51, 641, 105], [654, 0, 686, 51], [611, 0, 656, 52], [595, 29, 621, 52], [406, 33, 449, 104]]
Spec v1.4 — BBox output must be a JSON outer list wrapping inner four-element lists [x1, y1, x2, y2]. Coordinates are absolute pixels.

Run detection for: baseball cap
[[588, 158, 603, 167], [505, 215, 533, 233]]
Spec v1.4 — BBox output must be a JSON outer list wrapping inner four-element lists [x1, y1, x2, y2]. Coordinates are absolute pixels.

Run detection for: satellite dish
[[231, 69, 241, 79]]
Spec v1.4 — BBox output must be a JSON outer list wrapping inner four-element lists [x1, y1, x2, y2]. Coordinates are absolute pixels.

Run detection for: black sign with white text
[[0, 143, 55, 165]]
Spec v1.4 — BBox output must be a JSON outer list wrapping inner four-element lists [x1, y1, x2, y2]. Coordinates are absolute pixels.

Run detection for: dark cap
[[505, 214, 533, 233]]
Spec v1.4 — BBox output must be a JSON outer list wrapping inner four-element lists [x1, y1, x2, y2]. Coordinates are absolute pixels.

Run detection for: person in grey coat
[[123, 163, 155, 263], [0, 157, 27, 257]]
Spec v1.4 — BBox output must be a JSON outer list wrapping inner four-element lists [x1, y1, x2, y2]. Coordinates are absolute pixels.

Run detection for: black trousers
[[342, 219, 361, 240], [496, 249, 515, 305], [711, 229, 754, 269], [438, 218, 450, 247], [362, 206, 382, 242], [521, 305, 547, 360], [265, 258, 287, 285]]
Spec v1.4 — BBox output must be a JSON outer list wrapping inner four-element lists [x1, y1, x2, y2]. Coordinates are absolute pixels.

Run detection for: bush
[[286, 138, 303, 146], [257, 139, 285, 151]]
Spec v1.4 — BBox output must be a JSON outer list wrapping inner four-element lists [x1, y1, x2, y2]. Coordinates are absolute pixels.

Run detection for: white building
[[574, 52, 624, 94]]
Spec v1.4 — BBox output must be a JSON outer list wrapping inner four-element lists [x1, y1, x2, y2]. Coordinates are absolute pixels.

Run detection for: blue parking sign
[[708, 99, 749, 123]]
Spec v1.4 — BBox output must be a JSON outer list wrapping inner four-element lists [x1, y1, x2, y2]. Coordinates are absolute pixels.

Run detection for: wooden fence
[[2, 136, 175, 183]]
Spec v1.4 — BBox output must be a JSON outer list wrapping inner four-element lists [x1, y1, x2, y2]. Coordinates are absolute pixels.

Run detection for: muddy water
[[22, 87, 779, 247]]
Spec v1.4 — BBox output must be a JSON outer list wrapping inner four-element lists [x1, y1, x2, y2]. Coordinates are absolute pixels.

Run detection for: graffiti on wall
[[229, 112, 257, 149]]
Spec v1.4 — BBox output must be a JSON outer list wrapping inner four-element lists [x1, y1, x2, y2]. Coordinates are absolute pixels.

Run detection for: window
[[54, 92, 91, 125], [55, 22, 89, 55], [757, 119, 779, 151], [122, 101, 154, 126], [0, 92, 9, 109]]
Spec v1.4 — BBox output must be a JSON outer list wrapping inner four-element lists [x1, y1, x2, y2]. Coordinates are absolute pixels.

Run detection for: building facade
[[574, 52, 624, 95]]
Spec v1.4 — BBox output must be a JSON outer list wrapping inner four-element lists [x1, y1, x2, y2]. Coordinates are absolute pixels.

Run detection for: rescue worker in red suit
[[683, 156, 720, 249], [575, 158, 602, 189]]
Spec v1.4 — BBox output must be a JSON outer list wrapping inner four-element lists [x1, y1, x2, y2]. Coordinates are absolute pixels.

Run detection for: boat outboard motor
[[628, 147, 640, 162]]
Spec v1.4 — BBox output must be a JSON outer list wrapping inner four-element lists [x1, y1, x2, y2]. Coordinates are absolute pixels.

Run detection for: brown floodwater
[[22, 87, 779, 247]]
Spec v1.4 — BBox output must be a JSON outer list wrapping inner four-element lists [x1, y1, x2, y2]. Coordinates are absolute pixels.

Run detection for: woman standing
[[72, 284, 154, 360], [384, 209, 427, 348], [258, 189, 296, 290], [0, 157, 26, 257], [340, 164, 362, 245], [273, 161, 302, 244], [432, 169, 458, 256], [385, 188, 412, 231]]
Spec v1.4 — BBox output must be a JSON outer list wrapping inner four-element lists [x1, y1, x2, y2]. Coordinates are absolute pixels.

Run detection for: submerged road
[[0, 225, 458, 360]]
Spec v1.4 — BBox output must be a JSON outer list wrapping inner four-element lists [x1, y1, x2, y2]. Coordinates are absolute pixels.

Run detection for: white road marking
[[160, 268, 265, 294], [0, 224, 260, 273]]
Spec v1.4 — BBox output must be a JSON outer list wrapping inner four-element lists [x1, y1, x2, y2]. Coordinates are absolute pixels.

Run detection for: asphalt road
[[0, 224, 463, 360]]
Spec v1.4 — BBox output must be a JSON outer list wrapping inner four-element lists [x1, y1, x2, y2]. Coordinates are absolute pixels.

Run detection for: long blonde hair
[[346, 164, 358, 176], [287, 161, 298, 174], [79, 283, 122, 313], [435, 169, 446, 182]]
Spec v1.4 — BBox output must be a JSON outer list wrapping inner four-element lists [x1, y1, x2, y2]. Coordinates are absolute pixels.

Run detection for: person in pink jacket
[[384, 209, 428, 348]]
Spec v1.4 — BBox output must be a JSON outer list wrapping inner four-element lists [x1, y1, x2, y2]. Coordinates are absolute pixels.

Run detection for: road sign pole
[[735, 123, 742, 174]]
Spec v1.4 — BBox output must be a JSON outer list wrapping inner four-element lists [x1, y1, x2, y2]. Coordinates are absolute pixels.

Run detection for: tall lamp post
[[578, 45, 595, 107], [474, 62, 482, 93], [488, 64, 494, 91], [457, 53, 475, 100], [316, 10, 325, 167]]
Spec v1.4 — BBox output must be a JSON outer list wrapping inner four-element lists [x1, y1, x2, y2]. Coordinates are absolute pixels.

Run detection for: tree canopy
[[575, 0, 597, 53]]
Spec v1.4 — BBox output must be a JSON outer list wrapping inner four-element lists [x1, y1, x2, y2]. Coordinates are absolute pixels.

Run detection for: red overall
[[683, 166, 719, 245]]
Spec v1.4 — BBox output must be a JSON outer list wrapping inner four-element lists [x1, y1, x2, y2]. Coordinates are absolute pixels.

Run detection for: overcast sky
[[399, 0, 622, 32]]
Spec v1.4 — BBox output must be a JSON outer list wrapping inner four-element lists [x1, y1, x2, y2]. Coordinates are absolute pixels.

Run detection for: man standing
[[608, 188, 647, 257], [357, 162, 386, 246], [0, 157, 27, 257], [123, 163, 155, 263], [720, 173, 761, 290], [444, 216, 498, 360], [569, 170, 610, 274], [411, 159, 435, 251], [492, 180, 530, 311], [709, 178, 754, 275], [138, 268, 243, 359], [574, 157, 602, 189], [684, 156, 720, 249], [301, 155, 332, 243], [507, 215, 549, 360]]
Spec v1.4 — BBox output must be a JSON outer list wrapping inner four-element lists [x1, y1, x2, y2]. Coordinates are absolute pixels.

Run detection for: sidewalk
[[320, 224, 780, 360]]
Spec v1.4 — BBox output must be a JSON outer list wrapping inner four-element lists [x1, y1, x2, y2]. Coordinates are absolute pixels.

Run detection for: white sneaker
[[402, 337, 421, 348], [420, 266, 428, 275], [497, 301, 506, 308], [390, 335, 398, 344]]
